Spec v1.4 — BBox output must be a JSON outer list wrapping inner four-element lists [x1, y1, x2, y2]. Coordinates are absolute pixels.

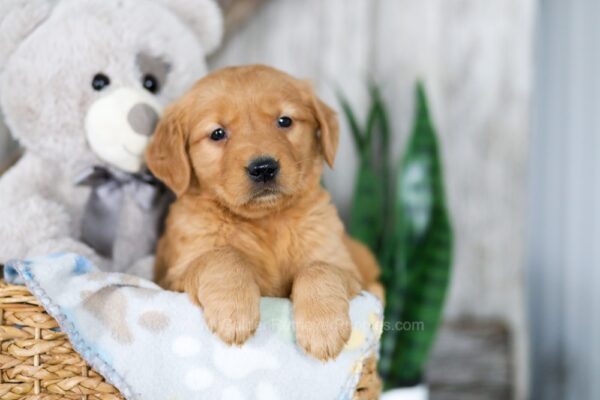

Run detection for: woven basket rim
[[0, 278, 381, 399]]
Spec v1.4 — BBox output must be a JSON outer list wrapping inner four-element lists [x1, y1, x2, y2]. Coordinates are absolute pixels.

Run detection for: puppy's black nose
[[247, 157, 280, 183]]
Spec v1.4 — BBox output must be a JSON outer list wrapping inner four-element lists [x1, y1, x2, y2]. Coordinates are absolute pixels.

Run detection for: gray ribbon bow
[[76, 166, 170, 258]]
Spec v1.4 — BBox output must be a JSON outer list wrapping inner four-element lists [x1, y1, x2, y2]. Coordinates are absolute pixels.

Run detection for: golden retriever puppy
[[146, 65, 381, 361]]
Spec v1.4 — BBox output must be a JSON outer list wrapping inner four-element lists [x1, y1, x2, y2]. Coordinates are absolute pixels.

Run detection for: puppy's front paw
[[294, 301, 351, 361], [202, 296, 260, 346]]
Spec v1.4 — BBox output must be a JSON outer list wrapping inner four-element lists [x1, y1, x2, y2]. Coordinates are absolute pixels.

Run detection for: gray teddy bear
[[0, 0, 223, 276]]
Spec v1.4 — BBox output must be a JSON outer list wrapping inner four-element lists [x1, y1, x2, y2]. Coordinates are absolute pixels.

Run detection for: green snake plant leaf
[[366, 84, 395, 268], [383, 82, 453, 387], [348, 158, 385, 251], [337, 93, 366, 152], [344, 87, 393, 255], [337, 90, 381, 253]]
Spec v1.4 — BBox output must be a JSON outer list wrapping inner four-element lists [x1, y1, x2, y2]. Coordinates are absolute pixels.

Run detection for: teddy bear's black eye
[[277, 116, 293, 128], [210, 128, 227, 141], [91, 73, 110, 91], [142, 74, 160, 94]]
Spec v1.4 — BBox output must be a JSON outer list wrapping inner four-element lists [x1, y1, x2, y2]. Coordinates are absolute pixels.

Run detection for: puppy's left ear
[[312, 96, 340, 168]]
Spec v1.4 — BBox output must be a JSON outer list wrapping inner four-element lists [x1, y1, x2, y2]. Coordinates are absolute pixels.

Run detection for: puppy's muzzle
[[247, 157, 280, 183]]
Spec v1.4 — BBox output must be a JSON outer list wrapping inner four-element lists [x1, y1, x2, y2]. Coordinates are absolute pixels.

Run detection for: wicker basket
[[0, 279, 381, 399]]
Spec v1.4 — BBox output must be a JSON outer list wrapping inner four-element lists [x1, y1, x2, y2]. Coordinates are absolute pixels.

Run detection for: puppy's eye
[[277, 116, 293, 128], [143, 74, 160, 94], [210, 128, 227, 141], [91, 73, 110, 91]]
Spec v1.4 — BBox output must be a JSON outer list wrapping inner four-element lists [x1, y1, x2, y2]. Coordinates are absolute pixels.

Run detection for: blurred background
[[1, 0, 596, 399]]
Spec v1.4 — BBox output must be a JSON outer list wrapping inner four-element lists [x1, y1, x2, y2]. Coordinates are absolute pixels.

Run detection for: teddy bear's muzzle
[[85, 88, 163, 173]]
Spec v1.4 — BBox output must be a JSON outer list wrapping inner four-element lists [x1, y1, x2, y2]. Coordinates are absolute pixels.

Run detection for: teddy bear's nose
[[127, 103, 159, 137]]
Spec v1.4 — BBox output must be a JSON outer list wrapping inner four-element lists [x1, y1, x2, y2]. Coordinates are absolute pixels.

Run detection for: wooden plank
[[428, 322, 512, 400]]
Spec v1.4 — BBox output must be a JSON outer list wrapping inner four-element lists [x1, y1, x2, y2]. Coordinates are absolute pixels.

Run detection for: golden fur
[[146, 65, 381, 360]]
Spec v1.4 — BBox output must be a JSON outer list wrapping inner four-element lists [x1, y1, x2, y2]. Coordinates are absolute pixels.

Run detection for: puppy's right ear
[[146, 108, 191, 197]]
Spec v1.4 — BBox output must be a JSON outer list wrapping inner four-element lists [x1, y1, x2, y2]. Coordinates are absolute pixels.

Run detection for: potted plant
[[339, 83, 453, 399]]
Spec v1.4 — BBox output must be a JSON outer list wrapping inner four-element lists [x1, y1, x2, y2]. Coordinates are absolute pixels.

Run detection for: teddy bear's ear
[[0, 0, 54, 72], [156, 0, 224, 55]]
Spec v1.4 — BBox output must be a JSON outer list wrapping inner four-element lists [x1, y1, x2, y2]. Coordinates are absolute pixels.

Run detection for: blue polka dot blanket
[[4, 253, 383, 400]]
